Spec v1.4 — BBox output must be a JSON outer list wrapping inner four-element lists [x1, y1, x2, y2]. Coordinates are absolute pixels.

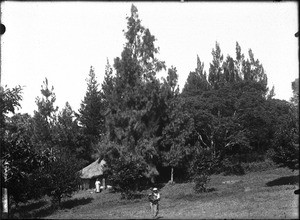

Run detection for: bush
[[189, 147, 217, 193], [189, 147, 217, 177], [241, 159, 276, 173], [268, 144, 299, 170], [194, 174, 210, 193], [219, 156, 245, 175]]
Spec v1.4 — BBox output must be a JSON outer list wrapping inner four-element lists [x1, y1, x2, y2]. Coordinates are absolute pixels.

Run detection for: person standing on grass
[[148, 187, 160, 218], [95, 178, 101, 193]]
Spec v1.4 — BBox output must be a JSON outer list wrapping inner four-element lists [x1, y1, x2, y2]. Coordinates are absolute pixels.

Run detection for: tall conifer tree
[[79, 66, 104, 142]]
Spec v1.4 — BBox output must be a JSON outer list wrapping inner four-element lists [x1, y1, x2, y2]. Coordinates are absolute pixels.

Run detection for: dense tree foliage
[[182, 55, 209, 96], [31, 80, 87, 206], [178, 41, 275, 176], [31, 78, 58, 152], [0, 86, 47, 206], [1, 80, 87, 207], [54, 102, 88, 161], [266, 79, 299, 170], [101, 142, 149, 198], [2, 113, 45, 205], [78, 67, 105, 162], [41, 150, 84, 208], [98, 4, 169, 194]]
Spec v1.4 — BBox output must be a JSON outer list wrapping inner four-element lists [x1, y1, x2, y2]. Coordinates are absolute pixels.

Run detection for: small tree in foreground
[[42, 150, 84, 208], [103, 143, 149, 199], [189, 146, 218, 193]]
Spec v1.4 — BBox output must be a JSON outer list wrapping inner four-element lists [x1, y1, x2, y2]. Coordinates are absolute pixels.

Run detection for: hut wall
[[80, 176, 104, 190], [89, 178, 97, 189], [80, 179, 90, 190]]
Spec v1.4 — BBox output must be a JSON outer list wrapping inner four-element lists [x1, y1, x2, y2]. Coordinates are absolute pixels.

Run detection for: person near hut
[[95, 178, 101, 193], [148, 187, 160, 218]]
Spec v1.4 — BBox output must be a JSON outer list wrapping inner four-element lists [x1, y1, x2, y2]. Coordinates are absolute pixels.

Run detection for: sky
[[1, 1, 299, 116]]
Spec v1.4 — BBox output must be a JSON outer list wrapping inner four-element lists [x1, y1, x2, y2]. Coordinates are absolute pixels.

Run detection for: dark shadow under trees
[[60, 197, 94, 209], [9, 197, 94, 219], [266, 175, 299, 187]]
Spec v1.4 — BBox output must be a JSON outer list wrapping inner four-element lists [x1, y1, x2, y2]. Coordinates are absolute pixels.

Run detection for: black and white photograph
[[1, 1, 299, 219]]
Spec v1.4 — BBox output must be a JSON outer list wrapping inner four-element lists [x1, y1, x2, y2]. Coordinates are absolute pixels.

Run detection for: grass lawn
[[10, 166, 299, 219]]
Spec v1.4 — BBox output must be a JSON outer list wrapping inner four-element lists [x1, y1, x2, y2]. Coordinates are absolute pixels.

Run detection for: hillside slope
[[10, 167, 299, 219]]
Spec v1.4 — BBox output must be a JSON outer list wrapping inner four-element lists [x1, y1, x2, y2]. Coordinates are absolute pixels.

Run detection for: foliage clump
[[41, 150, 84, 208], [101, 143, 149, 199]]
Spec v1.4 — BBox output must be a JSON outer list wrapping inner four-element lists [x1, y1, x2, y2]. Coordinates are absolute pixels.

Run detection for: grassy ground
[[10, 166, 299, 219]]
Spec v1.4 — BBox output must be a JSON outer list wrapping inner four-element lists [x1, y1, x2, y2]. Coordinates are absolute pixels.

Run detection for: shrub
[[241, 159, 275, 173], [219, 156, 245, 175], [189, 147, 217, 193], [268, 145, 299, 170], [194, 174, 210, 193]]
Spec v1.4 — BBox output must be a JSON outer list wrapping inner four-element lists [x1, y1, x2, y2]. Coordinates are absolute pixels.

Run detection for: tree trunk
[[170, 167, 174, 183], [58, 196, 62, 209], [2, 188, 9, 218], [102, 178, 106, 189]]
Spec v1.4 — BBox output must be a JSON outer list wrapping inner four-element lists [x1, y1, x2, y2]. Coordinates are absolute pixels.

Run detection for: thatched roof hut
[[80, 158, 106, 179], [79, 159, 106, 189]]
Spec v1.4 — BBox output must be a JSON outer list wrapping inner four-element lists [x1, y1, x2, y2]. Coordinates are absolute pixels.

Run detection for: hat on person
[[153, 188, 158, 191]]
